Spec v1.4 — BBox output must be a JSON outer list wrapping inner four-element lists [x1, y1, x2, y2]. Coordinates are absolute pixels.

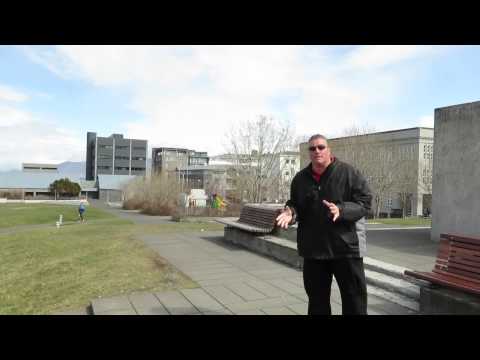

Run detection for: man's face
[[308, 138, 331, 167]]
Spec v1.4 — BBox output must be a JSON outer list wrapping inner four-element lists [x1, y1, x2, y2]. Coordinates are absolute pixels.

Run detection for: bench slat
[[432, 268, 480, 284], [405, 233, 480, 296], [441, 233, 480, 246], [404, 270, 480, 296]]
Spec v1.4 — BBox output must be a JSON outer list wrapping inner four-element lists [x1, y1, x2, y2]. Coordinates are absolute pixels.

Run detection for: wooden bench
[[215, 203, 284, 234], [404, 233, 480, 296]]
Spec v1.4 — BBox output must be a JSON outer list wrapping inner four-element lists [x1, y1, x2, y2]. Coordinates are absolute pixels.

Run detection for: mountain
[[57, 161, 86, 177]]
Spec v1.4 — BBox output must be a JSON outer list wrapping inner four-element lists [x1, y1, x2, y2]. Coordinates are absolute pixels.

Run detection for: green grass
[[368, 217, 431, 226], [0, 205, 202, 315], [0, 203, 114, 229]]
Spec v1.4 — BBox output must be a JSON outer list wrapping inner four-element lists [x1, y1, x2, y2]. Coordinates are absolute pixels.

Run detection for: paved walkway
[[91, 229, 416, 315], [84, 204, 429, 315]]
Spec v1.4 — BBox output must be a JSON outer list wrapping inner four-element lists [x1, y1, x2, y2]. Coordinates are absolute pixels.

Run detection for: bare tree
[[330, 124, 397, 218], [224, 115, 294, 203], [393, 159, 417, 218]]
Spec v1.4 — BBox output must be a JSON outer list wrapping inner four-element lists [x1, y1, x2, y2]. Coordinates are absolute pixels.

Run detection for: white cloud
[[0, 105, 83, 170], [19, 45, 442, 157], [343, 45, 437, 70], [0, 85, 28, 102], [418, 114, 434, 128]]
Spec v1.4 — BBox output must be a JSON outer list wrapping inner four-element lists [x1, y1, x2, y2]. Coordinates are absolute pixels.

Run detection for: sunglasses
[[308, 145, 327, 152]]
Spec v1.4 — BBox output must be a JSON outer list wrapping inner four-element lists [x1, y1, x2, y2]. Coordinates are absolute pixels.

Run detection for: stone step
[[223, 228, 421, 311], [365, 269, 420, 300]]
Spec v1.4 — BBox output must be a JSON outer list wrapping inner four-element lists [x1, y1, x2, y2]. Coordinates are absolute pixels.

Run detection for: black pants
[[303, 257, 368, 315]]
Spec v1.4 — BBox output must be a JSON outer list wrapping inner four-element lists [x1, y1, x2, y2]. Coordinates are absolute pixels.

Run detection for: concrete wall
[[431, 101, 480, 241], [99, 189, 123, 202]]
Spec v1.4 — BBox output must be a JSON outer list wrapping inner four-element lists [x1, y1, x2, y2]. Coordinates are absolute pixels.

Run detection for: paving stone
[[154, 290, 200, 315], [197, 275, 260, 287], [243, 279, 290, 298], [91, 295, 132, 314], [128, 292, 162, 309], [190, 270, 249, 281], [180, 288, 226, 313], [261, 306, 297, 315], [96, 308, 138, 315], [267, 279, 306, 295], [136, 306, 170, 315], [287, 302, 308, 315], [226, 282, 269, 301], [235, 309, 267, 315], [331, 302, 342, 315], [202, 308, 234, 315], [224, 295, 305, 313], [202, 285, 246, 305]]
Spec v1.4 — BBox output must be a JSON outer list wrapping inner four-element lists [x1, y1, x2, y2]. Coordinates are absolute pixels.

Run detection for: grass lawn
[[0, 205, 200, 315], [368, 217, 432, 226], [0, 203, 114, 229]]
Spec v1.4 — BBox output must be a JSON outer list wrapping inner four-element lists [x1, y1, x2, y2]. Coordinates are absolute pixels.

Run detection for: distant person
[[78, 200, 86, 223]]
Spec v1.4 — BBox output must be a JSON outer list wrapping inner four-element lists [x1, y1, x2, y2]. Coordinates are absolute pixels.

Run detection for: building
[[97, 174, 137, 202], [176, 164, 232, 197], [22, 163, 58, 173], [300, 127, 434, 217], [151, 147, 209, 175], [275, 152, 300, 202], [86, 132, 147, 180], [431, 101, 480, 241], [0, 172, 97, 199]]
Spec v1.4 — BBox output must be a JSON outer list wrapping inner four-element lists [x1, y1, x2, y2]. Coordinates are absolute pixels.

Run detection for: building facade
[[300, 127, 434, 217], [22, 163, 58, 173], [86, 132, 147, 180], [151, 147, 209, 175]]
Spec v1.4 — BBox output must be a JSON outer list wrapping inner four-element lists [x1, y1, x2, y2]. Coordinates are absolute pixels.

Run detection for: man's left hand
[[322, 200, 340, 222]]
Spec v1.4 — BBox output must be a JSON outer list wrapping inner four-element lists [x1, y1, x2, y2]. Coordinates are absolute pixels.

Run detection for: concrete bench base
[[419, 285, 480, 314], [224, 227, 303, 269]]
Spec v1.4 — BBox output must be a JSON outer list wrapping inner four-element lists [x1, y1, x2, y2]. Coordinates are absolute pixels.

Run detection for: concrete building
[[431, 101, 480, 242], [22, 163, 58, 173], [300, 127, 434, 217], [97, 174, 137, 202], [0, 172, 97, 199], [176, 164, 232, 198], [86, 132, 147, 180], [275, 152, 301, 202], [151, 147, 209, 175]]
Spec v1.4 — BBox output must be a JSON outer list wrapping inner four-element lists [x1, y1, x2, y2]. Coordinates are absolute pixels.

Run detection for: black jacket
[[286, 159, 372, 259]]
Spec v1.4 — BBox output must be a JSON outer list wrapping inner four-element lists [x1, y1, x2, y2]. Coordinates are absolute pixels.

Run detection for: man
[[276, 134, 372, 315]]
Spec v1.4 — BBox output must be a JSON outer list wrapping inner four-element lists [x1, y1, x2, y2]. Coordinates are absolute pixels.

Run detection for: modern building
[[151, 147, 209, 175], [86, 132, 147, 180], [97, 174, 138, 202], [176, 164, 232, 197], [22, 163, 58, 173], [300, 127, 434, 217], [275, 152, 301, 202], [0, 172, 97, 199]]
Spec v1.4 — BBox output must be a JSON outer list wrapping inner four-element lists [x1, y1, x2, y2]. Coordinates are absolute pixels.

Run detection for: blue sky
[[1, 45, 480, 171]]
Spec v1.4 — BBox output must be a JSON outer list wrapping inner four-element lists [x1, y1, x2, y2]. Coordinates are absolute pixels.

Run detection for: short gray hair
[[308, 134, 328, 143]]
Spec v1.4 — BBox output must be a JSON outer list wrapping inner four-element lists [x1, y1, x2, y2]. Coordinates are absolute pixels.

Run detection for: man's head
[[308, 134, 332, 168]]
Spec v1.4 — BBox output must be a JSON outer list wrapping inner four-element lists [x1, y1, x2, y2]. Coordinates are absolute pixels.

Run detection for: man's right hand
[[276, 207, 293, 229]]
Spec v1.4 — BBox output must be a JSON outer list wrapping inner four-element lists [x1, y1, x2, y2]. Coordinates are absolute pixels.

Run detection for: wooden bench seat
[[404, 233, 480, 296], [215, 204, 284, 234]]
